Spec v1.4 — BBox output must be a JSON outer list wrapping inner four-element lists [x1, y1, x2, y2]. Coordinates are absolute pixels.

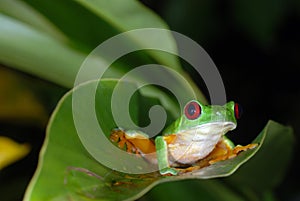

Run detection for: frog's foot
[[110, 129, 138, 154], [208, 142, 258, 164], [204, 140, 233, 165], [232, 143, 258, 155]]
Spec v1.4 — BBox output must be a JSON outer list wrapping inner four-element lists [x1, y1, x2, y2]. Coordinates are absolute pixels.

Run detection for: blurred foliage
[[0, 136, 30, 170], [0, 65, 66, 201], [0, 0, 299, 201], [0, 67, 48, 125]]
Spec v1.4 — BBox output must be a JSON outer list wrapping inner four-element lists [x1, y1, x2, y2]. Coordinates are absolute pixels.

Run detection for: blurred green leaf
[[0, 13, 86, 87], [143, 179, 246, 201], [0, 0, 67, 41], [23, 79, 291, 201], [21, 0, 181, 71], [1, 0, 180, 84], [23, 0, 178, 57], [75, 0, 180, 69], [0, 1, 205, 112]]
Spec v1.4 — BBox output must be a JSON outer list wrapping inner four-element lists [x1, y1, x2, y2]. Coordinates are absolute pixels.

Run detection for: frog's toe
[[233, 143, 258, 155], [110, 129, 125, 142], [160, 167, 178, 176], [110, 129, 137, 153]]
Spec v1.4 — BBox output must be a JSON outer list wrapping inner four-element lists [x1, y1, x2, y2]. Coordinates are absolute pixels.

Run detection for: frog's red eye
[[184, 101, 201, 120], [234, 103, 243, 119]]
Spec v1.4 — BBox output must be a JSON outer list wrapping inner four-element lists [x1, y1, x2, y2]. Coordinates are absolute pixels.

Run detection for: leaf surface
[[23, 80, 292, 201]]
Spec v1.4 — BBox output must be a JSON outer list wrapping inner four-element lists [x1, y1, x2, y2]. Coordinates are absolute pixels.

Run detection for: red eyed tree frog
[[110, 100, 257, 176]]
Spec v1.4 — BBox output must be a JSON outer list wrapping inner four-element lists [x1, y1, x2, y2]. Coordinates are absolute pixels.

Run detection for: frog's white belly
[[167, 133, 221, 164], [167, 122, 235, 165]]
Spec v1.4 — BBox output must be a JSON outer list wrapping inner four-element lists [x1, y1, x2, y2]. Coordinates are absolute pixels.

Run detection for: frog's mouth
[[181, 122, 236, 142]]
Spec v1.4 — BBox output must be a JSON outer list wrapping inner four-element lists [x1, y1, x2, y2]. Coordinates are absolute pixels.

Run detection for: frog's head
[[168, 100, 242, 136]]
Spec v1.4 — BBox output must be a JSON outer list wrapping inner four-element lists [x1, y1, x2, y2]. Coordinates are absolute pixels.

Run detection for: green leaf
[[225, 121, 294, 194], [144, 180, 246, 201], [0, 13, 86, 88], [24, 79, 291, 201], [0, 1, 205, 109], [75, 0, 180, 69], [1, 0, 177, 78], [0, 0, 67, 41], [21, 0, 181, 70], [23, 0, 179, 62]]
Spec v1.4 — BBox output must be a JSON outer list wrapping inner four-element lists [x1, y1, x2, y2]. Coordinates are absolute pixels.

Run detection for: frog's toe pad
[[233, 143, 258, 155], [160, 167, 178, 176]]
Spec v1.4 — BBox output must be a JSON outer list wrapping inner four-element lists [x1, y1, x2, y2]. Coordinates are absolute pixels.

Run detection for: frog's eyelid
[[234, 103, 243, 119]]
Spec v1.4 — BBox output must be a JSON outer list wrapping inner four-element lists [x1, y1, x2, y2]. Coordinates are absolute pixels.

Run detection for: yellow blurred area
[[0, 136, 30, 170], [0, 67, 48, 125]]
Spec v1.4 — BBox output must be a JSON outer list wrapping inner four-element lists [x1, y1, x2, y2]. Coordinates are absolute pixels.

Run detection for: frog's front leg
[[155, 136, 179, 176]]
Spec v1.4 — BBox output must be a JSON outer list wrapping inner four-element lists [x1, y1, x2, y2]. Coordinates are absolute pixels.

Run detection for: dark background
[[0, 0, 299, 200], [146, 0, 300, 200]]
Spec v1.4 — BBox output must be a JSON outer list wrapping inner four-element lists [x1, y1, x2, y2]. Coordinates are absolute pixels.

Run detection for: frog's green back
[[162, 117, 183, 135], [162, 101, 238, 136]]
